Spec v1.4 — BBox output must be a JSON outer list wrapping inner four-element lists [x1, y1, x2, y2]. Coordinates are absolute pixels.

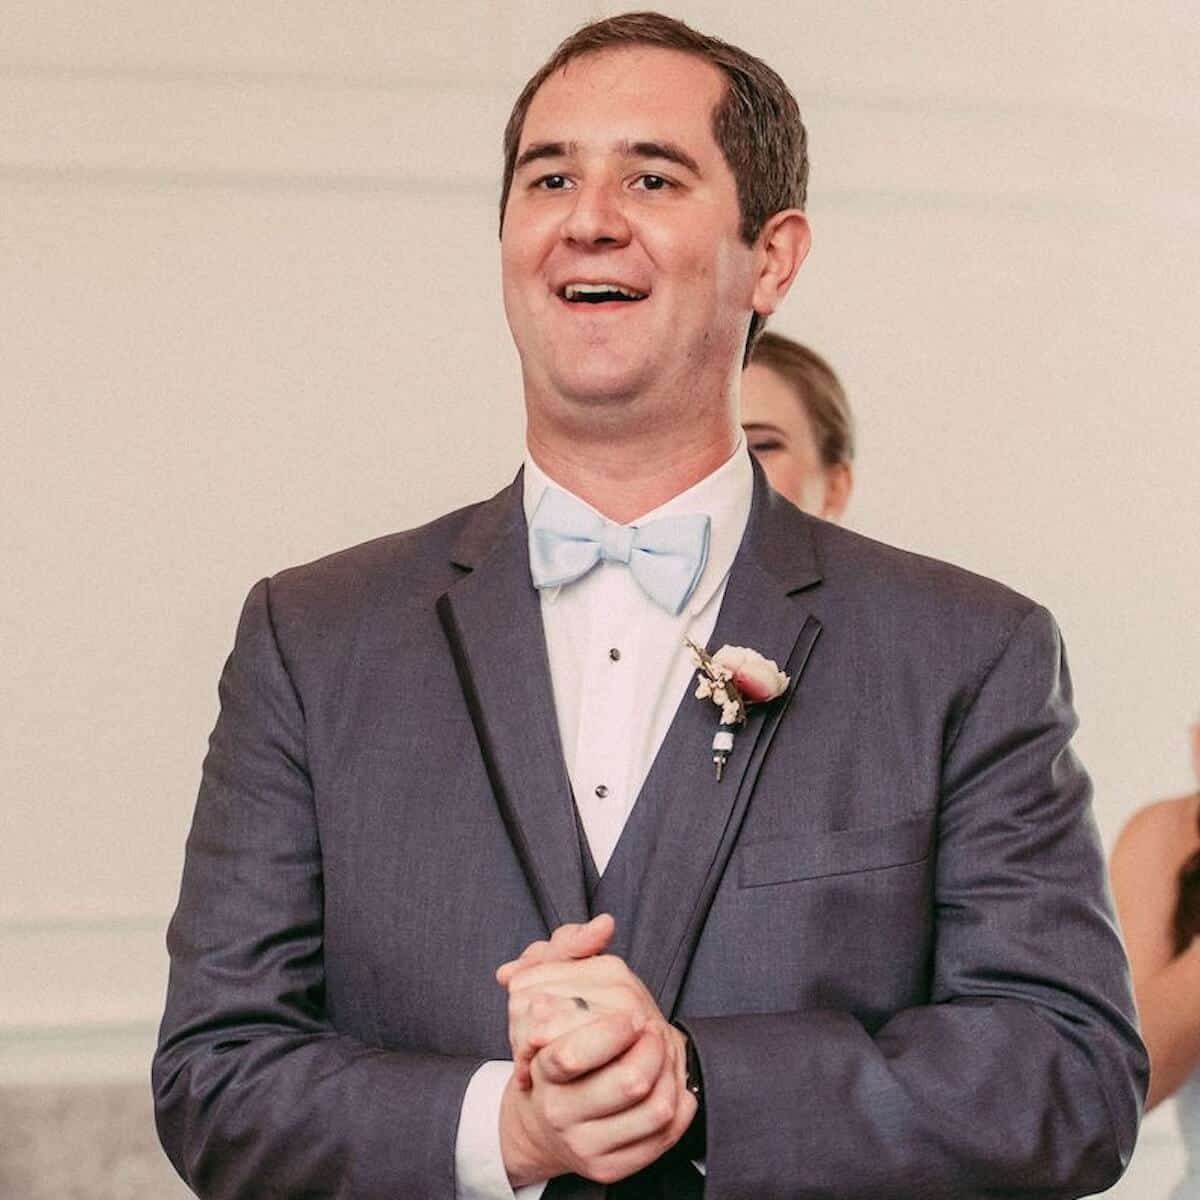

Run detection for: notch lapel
[[436, 476, 589, 932], [599, 474, 824, 1016]]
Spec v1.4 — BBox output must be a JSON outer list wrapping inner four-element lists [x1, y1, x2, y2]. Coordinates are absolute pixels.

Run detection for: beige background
[[2, 2, 1197, 1195]]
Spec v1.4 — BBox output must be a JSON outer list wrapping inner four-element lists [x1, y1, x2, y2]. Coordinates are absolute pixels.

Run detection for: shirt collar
[[522, 434, 753, 616]]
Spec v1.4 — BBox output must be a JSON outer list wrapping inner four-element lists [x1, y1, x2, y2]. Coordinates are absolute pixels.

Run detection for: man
[[742, 332, 854, 521], [154, 12, 1146, 1199]]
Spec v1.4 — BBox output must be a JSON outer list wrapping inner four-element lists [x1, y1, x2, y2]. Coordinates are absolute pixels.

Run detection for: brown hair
[[499, 11, 808, 359], [1173, 803, 1200, 953], [748, 331, 855, 466]]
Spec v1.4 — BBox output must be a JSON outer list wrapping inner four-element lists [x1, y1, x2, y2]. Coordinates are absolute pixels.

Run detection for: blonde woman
[[740, 332, 854, 521]]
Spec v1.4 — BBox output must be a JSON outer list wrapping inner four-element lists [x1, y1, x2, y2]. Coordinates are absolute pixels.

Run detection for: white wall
[[3, 3, 1197, 1193]]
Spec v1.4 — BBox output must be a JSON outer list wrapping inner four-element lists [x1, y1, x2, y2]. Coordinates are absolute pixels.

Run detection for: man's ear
[[751, 210, 811, 317]]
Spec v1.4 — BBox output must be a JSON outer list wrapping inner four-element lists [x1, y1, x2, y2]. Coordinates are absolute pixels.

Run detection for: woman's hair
[[749, 331, 855, 467], [1174, 811, 1200, 954]]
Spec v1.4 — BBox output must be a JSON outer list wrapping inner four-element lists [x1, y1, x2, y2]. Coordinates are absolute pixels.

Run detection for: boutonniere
[[686, 639, 790, 780]]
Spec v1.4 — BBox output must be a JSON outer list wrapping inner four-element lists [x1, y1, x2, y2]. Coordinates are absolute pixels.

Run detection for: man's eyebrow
[[514, 141, 573, 172], [514, 139, 702, 176], [623, 140, 701, 175]]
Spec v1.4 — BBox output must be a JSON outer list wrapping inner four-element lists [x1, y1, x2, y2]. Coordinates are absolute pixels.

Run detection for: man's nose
[[560, 182, 631, 247]]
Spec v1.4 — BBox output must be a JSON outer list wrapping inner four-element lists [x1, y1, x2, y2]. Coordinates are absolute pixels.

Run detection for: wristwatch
[[674, 1023, 707, 1158], [682, 1029, 704, 1104]]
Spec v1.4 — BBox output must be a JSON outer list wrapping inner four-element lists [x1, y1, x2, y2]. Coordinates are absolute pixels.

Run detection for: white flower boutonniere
[[686, 639, 790, 780]]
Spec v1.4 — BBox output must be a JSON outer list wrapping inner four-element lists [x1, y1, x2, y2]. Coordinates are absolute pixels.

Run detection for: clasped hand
[[495, 914, 697, 1187]]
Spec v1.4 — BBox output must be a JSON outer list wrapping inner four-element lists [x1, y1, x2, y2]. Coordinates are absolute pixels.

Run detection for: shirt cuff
[[455, 1060, 549, 1200]]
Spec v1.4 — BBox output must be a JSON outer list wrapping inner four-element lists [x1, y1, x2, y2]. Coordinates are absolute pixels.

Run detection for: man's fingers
[[526, 1025, 676, 1172], [572, 1037, 686, 1156], [495, 940, 550, 986], [554, 912, 615, 959], [504, 1022, 695, 1187], [505, 954, 634, 998], [496, 914, 616, 986], [510, 994, 620, 1090], [537, 1019, 663, 1095], [514, 994, 617, 1055], [509, 979, 651, 1031]]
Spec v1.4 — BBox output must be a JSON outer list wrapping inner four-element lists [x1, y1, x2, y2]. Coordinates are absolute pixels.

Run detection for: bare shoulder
[[1113, 794, 1200, 875]]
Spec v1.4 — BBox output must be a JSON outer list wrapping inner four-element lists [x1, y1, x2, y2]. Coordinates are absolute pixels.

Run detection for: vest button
[[594, 784, 609, 798], [609, 647, 621, 661]]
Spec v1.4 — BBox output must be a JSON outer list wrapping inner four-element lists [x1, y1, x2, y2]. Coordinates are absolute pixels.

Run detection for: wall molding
[[3, 57, 1198, 134], [2, 69, 1195, 225], [0, 162, 496, 196], [0, 58, 517, 95], [2, 921, 171, 1035], [1, 915, 165, 934]]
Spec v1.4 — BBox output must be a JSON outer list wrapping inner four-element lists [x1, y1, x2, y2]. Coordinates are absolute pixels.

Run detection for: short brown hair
[[499, 11, 808, 357], [749, 332, 855, 466]]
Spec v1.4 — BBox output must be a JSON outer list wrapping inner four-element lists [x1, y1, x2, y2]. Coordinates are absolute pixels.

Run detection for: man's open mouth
[[559, 282, 649, 304]]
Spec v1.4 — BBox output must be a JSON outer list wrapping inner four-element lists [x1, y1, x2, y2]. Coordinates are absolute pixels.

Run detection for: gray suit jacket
[[154, 466, 1147, 1198]]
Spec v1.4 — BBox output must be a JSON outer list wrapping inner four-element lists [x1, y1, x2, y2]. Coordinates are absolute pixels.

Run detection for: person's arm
[[154, 579, 481, 1198], [1111, 796, 1200, 1109], [506, 605, 1147, 1198]]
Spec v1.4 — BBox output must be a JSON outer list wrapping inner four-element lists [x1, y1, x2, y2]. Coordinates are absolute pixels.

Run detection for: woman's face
[[741, 362, 852, 521]]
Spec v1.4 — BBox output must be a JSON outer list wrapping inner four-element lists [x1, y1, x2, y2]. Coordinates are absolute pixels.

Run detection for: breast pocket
[[738, 812, 934, 888]]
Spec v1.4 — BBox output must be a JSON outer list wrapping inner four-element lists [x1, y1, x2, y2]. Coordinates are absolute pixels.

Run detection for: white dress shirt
[[454, 438, 754, 1199]]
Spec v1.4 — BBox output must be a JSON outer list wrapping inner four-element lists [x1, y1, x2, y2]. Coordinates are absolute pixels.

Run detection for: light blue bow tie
[[528, 487, 711, 616]]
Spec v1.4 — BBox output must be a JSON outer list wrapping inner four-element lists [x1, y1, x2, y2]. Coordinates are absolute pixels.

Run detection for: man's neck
[[526, 421, 740, 525]]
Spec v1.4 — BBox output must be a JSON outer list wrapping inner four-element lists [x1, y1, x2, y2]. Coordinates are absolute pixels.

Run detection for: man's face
[[501, 47, 761, 411], [741, 361, 850, 520]]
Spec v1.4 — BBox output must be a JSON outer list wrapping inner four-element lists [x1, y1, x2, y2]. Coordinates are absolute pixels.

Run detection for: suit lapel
[[600, 471, 824, 1015], [436, 475, 589, 932]]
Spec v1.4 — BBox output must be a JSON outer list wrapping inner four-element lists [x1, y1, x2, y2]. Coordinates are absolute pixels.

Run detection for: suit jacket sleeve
[[678, 604, 1147, 1199], [153, 579, 482, 1198]]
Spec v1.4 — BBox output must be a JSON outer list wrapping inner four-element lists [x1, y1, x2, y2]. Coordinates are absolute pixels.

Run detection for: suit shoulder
[[811, 518, 1040, 630], [800, 520, 1071, 730], [798, 519, 1059, 689], [256, 491, 506, 630]]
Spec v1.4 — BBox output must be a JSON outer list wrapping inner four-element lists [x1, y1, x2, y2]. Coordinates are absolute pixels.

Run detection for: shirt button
[[609, 648, 621, 661], [594, 784, 609, 798]]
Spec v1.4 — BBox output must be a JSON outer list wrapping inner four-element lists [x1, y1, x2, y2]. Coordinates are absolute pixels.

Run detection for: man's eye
[[635, 174, 670, 191], [536, 175, 570, 190]]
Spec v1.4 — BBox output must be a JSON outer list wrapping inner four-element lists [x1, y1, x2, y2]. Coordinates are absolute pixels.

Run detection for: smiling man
[[154, 12, 1145, 1200]]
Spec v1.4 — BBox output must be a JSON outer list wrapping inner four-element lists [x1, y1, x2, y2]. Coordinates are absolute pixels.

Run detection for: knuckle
[[647, 1098, 674, 1129], [552, 1046, 579, 1075], [621, 1068, 651, 1100], [542, 1096, 570, 1131], [563, 1129, 591, 1160], [615, 984, 640, 1010], [591, 1160, 622, 1185]]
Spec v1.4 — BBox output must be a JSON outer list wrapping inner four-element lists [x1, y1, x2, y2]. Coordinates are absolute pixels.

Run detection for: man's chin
[[550, 369, 651, 409]]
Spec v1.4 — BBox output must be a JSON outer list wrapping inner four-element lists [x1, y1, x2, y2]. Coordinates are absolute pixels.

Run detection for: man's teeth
[[563, 283, 647, 302]]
